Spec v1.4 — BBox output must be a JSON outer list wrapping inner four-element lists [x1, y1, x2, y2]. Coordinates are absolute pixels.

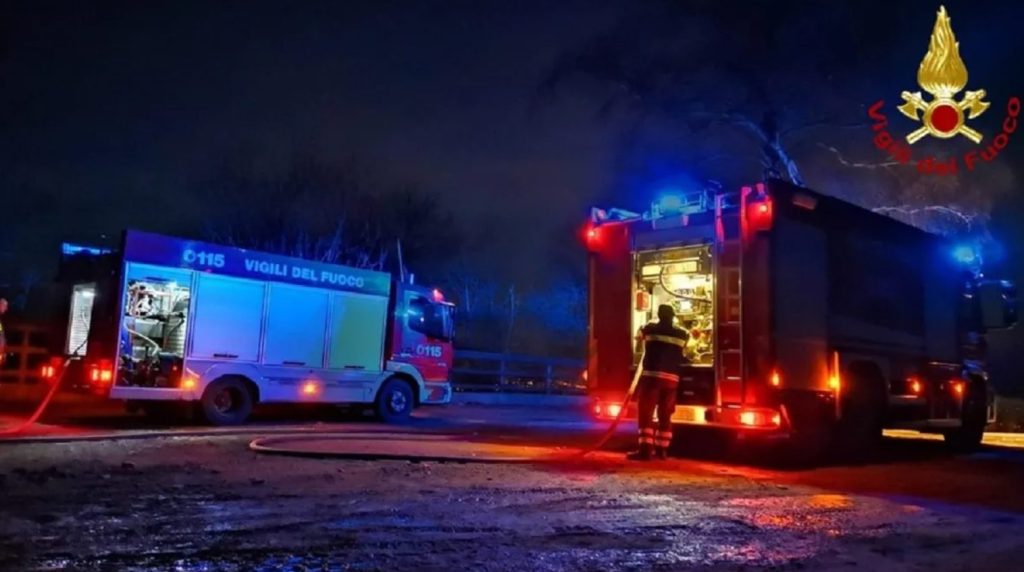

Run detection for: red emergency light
[[746, 198, 773, 232]]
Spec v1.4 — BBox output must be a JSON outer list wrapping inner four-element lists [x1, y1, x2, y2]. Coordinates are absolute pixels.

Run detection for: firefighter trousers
[[637, 377, 677, 451]]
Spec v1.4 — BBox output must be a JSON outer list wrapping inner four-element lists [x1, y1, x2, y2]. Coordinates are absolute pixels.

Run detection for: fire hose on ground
[[6, 349, 647, 466], [248, 353, 647, 462], [0, 358, 73, 437]]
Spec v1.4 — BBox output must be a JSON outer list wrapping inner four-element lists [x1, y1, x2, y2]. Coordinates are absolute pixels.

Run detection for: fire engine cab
[[586, 180, 1016, 455]]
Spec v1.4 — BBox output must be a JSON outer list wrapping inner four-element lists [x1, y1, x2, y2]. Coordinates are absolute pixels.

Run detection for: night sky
[[0, 1, 632, 280], [2, 1, 1023, 321]]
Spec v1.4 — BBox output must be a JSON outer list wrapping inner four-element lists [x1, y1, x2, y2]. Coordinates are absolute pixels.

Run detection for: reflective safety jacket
[[640, 322, 689, 384]]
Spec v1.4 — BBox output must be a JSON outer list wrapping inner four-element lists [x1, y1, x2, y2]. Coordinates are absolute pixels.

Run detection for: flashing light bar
[[62, 242, 112, 257], [650, 191, 711, 219]]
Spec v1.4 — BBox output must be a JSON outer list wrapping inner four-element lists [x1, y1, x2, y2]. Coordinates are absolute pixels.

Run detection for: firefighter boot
[[626, 444, 653, 461], [654, 446, 669, 460]]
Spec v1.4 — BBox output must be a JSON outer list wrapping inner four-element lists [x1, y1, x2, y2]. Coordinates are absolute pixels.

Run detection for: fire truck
[[44, 230, 455, 425], [586, 180, 1017, 455]]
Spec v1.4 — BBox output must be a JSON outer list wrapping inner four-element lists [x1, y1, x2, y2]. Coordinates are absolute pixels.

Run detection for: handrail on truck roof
[[590, 188, 741, 226]]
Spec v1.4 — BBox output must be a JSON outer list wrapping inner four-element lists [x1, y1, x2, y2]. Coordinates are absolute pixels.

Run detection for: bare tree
[[198, 156, 460, 273], [541, 1, 1013, 241]]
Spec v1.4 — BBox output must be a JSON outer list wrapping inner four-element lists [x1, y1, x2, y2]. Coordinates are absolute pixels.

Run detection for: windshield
[[408, 296, 455, 341]]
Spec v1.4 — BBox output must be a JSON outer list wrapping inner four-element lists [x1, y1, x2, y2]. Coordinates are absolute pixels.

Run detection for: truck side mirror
[[978, 280, 1017, 330]]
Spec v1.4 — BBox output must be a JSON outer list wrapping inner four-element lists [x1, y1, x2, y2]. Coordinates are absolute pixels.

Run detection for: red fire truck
[[586, 180, 1016, 455], [45, 230, 455, 425]]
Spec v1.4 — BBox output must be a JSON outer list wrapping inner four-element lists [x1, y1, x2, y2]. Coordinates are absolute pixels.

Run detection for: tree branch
[[872, 205, 984, 231], [819, 143, 900, 169], [782, 119, 870, 139]]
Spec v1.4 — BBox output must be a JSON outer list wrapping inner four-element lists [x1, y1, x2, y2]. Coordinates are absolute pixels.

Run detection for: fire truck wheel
[[835, 364, 886, 461], [943, 379, 987, 453], [375, 377, 414, 423], [200, 377, 254, 426]]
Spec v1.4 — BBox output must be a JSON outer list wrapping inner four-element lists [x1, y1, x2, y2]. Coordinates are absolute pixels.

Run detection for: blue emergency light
[[952, 244, 977, 265], [650, 191, 710, 219], [61, 242, 112, 257]]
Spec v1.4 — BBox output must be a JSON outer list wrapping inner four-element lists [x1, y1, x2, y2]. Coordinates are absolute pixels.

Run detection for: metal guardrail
[[0, 322, 59, 402], [451, 350, 585, 394], [0, 323, 586, 399]]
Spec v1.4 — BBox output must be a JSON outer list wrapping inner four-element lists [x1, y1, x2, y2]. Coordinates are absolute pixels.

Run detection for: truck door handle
[[282, 360, 306, 366], [213, 353, 239, 359]]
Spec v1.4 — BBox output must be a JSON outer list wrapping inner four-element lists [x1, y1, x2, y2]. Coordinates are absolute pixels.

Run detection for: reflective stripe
[[639, 428, 655, 436], [639, 436, 655, 445], [643, 371, 680, 383], [656, 430, 672, 447], [644, 334, 688, 348]]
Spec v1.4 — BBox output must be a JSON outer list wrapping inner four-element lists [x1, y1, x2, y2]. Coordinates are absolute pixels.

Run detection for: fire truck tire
[[943, 378, 987, 453], [375, 377, 414, 424], [835, 363, 886, 460], [200, 377, 254, 426]]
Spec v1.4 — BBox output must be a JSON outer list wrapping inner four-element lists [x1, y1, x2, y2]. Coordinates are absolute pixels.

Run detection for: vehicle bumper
[[591, 397, 787, 434], [422, 382, 452, 405]]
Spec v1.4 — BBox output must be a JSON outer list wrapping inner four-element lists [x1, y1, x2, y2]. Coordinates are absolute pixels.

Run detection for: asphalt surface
[[1, 402, 1024, 571]]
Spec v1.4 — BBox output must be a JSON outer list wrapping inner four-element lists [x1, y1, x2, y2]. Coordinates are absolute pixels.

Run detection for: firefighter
[[628, 304, 689, 461]]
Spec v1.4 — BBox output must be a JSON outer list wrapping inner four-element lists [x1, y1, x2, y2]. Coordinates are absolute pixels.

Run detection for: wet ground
[[2, 403, 1024, 571]]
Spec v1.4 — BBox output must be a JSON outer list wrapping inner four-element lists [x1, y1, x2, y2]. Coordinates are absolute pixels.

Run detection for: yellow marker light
[[771, 412, 781, 427], [909, 378, 922, 394], [951, 381, 964, 397], [301, 381, 320, 396], [181, 377, 197, 391], [606, 403, 623, 418], [770, 370, 781, 387]]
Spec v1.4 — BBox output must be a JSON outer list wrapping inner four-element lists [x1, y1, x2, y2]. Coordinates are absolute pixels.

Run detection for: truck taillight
[[40, 364, 57, 379], [89, 362, 114, 384], [739, 409, 781, 427], [593, 401, 623, 418]]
